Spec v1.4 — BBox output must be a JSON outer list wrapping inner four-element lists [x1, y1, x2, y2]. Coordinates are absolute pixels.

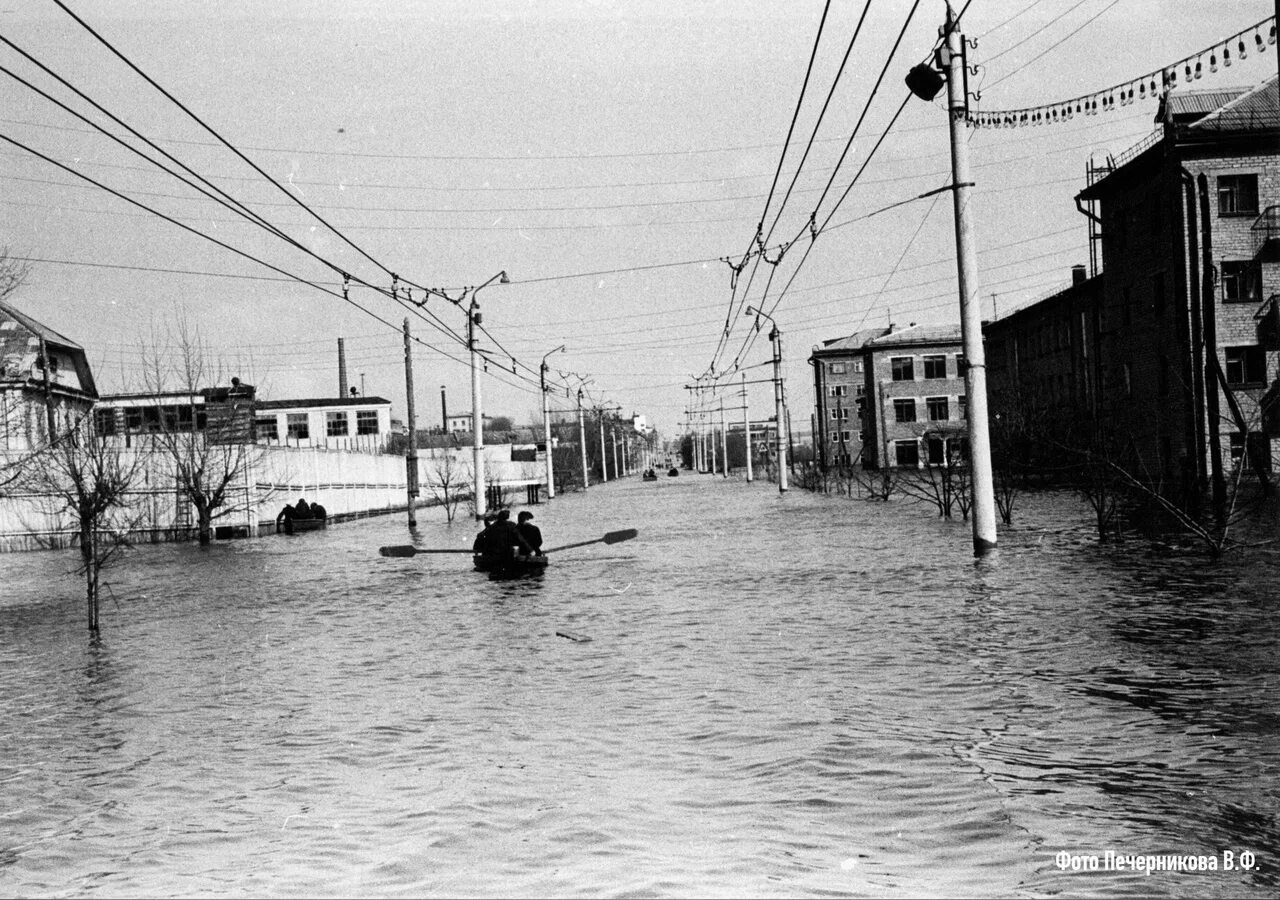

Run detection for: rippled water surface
[[1, 475, 1278, 897]]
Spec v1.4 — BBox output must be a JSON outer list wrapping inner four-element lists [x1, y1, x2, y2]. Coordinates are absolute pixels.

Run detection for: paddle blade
[[602, 528, 638, 545], [379, 545, 419, 557]]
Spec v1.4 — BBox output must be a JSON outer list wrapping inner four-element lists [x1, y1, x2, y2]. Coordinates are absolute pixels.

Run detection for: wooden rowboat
[[282, 517, 327, 535], [472, 553, 550, 576]]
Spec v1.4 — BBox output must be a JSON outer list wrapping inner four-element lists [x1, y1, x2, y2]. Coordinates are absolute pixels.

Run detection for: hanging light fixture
[[1194, 59, 1203, 80], [1209, 52, 1217, 73], [1239, 37, 1248, 59]]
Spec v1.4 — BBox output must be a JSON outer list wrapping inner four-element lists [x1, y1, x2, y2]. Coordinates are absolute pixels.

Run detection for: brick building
[[809, 324, 965, 470], [1067, 76, 1278, 494]]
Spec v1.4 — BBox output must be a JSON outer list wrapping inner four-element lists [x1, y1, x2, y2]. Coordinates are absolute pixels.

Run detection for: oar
[[378, 546, 472, 557], [378, 528, 636, 558], [543, 528, 637, 554]]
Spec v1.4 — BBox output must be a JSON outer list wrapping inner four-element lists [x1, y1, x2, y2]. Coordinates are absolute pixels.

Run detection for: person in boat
[[294, 498, 314, 520], [487, 509, 533, 562], [276, 503, 296, 534], [472, 515, 496, 555], [516, 511, 543, 557], [310, 502, 327, 521]]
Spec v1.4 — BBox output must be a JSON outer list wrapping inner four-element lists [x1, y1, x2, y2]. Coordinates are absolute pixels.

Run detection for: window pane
[[356, 410, 379, 435], [891, 357, 914, 381], [893, 399, 916, 423], [926, 397, 949, 421], [923, 355, 946, 379], [326, 411, 349, 437]]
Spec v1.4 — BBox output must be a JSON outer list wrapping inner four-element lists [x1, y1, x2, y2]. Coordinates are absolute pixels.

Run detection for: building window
[[1217, 174, 1259, 216], [356, 410, 380, 435], [926, 396, 949, 421], [893, 398, 917, 423], [830, 384, 848, 397], [853, 359, 864, 373], [830, 408, 850, 421], [93, 408, 116, 436], [326, 411, 349, 437], [891, 357, 914, 381], [1225, 346, 1267, 385], [923, 355, 947, 379], [1221, 261, 1262, 302], [926, 437, 945, 465], [829, 362, 846, 375], [256, 416, 278, 441], [894, 439, 919, 467], [287, 413, 309, 440], [959, 396, 967, 419]]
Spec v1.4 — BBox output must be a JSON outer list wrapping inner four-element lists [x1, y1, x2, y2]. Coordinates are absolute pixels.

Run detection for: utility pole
[[941, 4, 996, 554], [541, 345, 565, 500], [468, 298, 485, 518], [577, 388, 589, 490], [907, 5, 996, 552], [598, 409, 608, 481], [402, 319, 419, 529], [743, 372, 753, 483], [719, 403, 728, 477], [769, 324, 788, 491]]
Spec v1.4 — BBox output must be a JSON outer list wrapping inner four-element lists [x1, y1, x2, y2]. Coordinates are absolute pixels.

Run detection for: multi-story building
[[984, 266, 1106, 439], [810, 323, 966, 470], [255, 396, 393, 451], [1066, 75, 1278, 494], [810, 328, 883, 469]]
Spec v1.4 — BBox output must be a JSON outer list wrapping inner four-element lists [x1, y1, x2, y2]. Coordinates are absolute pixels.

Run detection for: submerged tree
[[141, 318, 262, 545], [23, 416, 146, 633], [424, 452, 470, 524]]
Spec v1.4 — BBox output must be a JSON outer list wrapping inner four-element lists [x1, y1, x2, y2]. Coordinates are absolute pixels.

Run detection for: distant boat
[[667, 467, 680, 477], [642, 468, 659, 481]]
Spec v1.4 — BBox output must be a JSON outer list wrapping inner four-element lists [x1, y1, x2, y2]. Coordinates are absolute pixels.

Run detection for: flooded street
[[1, 474, 1278, 898]]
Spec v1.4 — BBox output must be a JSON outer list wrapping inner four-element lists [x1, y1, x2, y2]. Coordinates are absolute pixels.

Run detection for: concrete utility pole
[[940, 4, 996, 554], [541, 345, 565, 500], [719, 403, 728, 477], [612, 428, 620, 478], [598, 410, 608, 481], [743, 372, 753, 483], [577, 389, 589, 490], [465, 270, 508, 519], [748, 305, 788, 492], [402, 319, 419, 529]]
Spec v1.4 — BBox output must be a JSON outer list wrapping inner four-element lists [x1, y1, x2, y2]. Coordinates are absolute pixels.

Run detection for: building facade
[[1068, 76, 1279, 494], [255, 396, 393, 452], [0, 299, 98, 451], [810, 324, 966, 470]]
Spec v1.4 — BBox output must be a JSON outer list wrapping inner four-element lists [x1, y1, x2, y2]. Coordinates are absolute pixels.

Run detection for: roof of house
[[1157, 85, 1253, 123], [1188, 75, 1279, 133], [811, 327, 892, 356], [0, 298, 97, 397], [862, 323, 963, 349], [257, 396, 392, 411], [0, 298, 84, 351]]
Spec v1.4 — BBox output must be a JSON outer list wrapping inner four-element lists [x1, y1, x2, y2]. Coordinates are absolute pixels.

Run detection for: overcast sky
[[3, 0, 1276, 435]]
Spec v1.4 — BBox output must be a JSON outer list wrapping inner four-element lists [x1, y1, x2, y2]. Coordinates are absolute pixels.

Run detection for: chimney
[[1071, 264, 1087, 286], [338, 338, 349, 397], [440, 385, 448, 431]]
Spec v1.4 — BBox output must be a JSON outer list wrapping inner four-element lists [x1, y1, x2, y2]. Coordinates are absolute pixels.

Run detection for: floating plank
[[555, 630, 592, 643]]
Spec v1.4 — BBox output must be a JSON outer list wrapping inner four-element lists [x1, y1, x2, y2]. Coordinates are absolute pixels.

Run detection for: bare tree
[[897, 430, 971, 520], [22, 416, 146, 633], [0, 245, 30, 304], [424, 452, 470, 523], [141, 317, 261, 545]]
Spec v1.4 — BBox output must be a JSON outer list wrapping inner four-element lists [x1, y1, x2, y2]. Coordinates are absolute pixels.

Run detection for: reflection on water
[[0, 479, 1277, 897]]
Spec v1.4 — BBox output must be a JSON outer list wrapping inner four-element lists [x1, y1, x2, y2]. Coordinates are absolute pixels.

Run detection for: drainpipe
[[1195, 173, 1226, 513], [1181, 170, 1210, 499]]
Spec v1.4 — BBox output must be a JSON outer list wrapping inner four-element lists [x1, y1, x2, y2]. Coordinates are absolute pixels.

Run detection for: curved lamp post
[[540, 344, 566, 499], [746, 305, 787, 492]]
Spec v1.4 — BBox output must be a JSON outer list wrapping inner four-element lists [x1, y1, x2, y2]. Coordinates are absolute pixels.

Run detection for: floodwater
[[1, 473, 1277, 898]]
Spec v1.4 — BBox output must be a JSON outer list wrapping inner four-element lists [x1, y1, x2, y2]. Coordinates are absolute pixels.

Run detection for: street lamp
[[541, 344, 566, 499], [745, 305, 788, 492], [462, 269, 508, 518]]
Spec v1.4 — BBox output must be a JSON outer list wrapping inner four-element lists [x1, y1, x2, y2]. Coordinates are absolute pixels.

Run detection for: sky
[[2, 0, 1277, 438]]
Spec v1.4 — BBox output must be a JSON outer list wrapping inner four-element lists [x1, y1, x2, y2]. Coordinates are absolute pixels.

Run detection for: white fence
[[0, 444, 546, 552]]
